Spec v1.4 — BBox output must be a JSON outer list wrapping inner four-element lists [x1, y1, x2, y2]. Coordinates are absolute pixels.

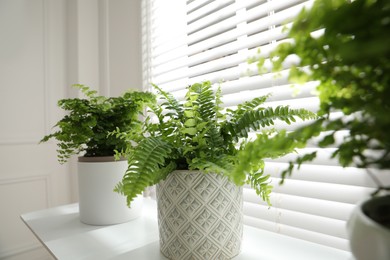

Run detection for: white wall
[[0, 0, 142, 259], [67, 0, 142, 96], [107, 0, 143, 96]]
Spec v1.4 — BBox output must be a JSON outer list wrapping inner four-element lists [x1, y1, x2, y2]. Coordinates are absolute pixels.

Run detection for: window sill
[[21, 198, 353, 260]]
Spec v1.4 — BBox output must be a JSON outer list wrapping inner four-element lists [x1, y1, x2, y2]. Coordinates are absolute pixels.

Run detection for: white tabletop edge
[[21, 198, 354, 260]]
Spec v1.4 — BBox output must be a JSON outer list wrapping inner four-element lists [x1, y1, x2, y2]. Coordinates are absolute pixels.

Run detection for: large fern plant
[[115, 81, 316, 205]]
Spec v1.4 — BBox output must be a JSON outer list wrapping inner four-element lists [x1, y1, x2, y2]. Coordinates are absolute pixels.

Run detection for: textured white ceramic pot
[[347, 195, 390, 260], [156, 170, 243, 260], [78, 156, 142, 225]]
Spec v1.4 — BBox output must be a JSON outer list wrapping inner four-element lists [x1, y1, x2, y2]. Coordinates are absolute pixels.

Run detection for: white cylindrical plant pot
[[347, 195, 390, 260], [78, 157, 142, 225], [156, 170, 243, 260]]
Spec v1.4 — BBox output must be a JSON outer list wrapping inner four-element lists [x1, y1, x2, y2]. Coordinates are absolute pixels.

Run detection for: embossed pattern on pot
[[156, 170, 243, 260]]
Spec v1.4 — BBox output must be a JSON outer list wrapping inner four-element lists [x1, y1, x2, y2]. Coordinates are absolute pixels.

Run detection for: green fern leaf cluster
[[152, 84, 183, 119], [40, 84, 155, 163], [195, 82, 215, 121], [248, 168, 273, 205], [117, 80, 317, 205], [249, 0, 390, 195], [114, 137, 176, 206], [230, 95, 270, 119]]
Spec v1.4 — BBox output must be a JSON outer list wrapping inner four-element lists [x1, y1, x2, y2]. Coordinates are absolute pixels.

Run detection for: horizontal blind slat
[[264, 162, 383, 187], [279, 224, 350, 251], [244, 188, 355, 221], [269, 147, 358, 167], [222, 84, 317, 106], [188, 1, 238, 34], [243, 202, 348, 239], [244, 215, 349, 251], [152, 36, 281, 78], [243, 2, 311, 36], [269, 178, 374, 204], [187, 0, 212, 13], [187, 1, 312, 52], [151, 36, 187, 60], [243, 215, 350, 251], [187, 0, 235, 24], [152, 28, 299, 79], [152, 32, 293, 87], [151, 44, 188, 67], [168, 81, 317, 105], [187, 23, 288, 57]]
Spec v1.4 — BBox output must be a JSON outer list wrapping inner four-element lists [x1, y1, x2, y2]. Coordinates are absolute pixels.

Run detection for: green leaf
[[109, 80, 319, 207], [40, 84, 156, 163], [115, 137, 175, 206], [184, 119, 196, 127], [184, 110, 195, 117], [181, 127, 197, 136]]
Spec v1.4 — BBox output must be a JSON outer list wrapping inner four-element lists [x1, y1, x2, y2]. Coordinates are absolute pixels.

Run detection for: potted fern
[[115, 81, 316, 259], [237, 0, 390, 259], [41, 84, 155, 225]]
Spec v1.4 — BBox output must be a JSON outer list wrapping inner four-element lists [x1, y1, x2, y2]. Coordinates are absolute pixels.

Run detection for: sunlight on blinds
[[141, 0, 378, 252]]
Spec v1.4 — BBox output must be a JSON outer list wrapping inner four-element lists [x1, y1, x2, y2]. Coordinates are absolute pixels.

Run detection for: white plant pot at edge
[[347, 195, 390, 260], [78, 157, 142, 225]]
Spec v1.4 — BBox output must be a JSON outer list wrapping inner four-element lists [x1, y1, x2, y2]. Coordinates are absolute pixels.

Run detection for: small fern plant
[[114, 81, 316, 206], [40, 84, 155, 163]]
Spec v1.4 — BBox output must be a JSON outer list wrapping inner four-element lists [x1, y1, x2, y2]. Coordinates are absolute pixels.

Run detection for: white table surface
[[21, 198, 353, 260]]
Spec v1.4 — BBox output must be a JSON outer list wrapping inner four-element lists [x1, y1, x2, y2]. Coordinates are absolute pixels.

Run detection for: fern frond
[[225, 106, 317, 141], [247, 169, 273, 206], [229, 94, 271, 119], [181, 83, 209, 139], [152, 84, 183, 118], [155, 161, 177, 182], [114, 137, 175, 206], [215, 86, 225, 121], [207, 124, 225, 153], [190, 156, 233, 176], [73, 84, 98, 99], [277, 119, 324, 183], [193, 82, 216, 121], [280, 151, 317, 184], [232, 130, 304, 186], [147, 102, 180, 140]]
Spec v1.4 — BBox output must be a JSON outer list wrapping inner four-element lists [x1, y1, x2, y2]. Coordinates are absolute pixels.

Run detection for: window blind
[[141, 0, 383, 252]]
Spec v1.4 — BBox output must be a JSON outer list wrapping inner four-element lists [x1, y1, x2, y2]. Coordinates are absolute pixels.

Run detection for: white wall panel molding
[[0, 138, 43, 145], [0, 0, 45, 144], [43, 0, 51, 137], [0, 242, 37, 259], [0, 173, 52, 208], [106, 0, 143, 95], [0, 242, 51, 260], [0, 1, 70, 259], [98, 0, 111, 96], [66, 0, 100, 97], [66, 0, 142, 97], [0, 172, 54, 260], [0, 0, 63, 145], [0, 1, 141, 258], [43, 0, 67, 138]]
